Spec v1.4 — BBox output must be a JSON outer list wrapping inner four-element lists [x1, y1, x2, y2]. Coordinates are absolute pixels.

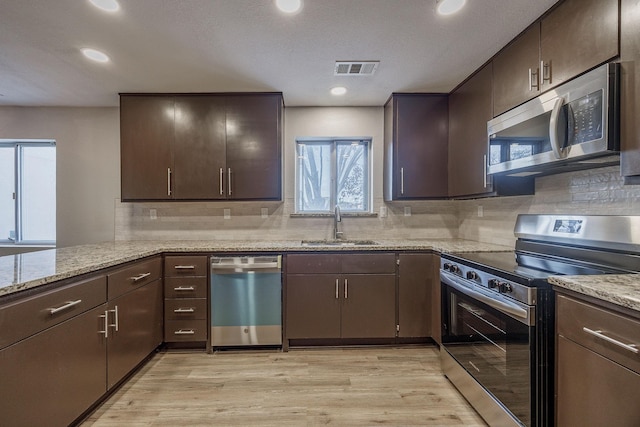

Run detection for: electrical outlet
[[379, 206, 387, 218], [404, 206, 411, 217], [149, 209, 157, 220], [261, 208, 269, 219], [224, 209, 231, 220], [477, 205, 484, 218]]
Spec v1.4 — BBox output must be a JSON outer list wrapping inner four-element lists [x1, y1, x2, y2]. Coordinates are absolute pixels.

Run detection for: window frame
[[0, 139, 56, 245], [295, 137, 372, 214]]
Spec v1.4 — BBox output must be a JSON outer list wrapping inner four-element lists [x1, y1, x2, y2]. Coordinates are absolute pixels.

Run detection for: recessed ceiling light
[[81, 48, 110, 63], [275, 0, 302, 14], [436, 0, 466, 15], [89, 0, 120, 12], [331, 87, 347, 96]]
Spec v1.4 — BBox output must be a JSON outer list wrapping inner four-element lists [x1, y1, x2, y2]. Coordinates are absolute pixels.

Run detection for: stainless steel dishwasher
[[210, 255, 282, 348]]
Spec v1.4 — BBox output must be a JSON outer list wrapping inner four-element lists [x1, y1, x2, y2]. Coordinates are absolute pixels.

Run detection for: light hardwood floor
[[82, 346, 487, 426]]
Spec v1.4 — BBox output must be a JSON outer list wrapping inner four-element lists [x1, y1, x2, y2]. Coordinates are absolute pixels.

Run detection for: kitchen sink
[[300, 240, 379, 246]]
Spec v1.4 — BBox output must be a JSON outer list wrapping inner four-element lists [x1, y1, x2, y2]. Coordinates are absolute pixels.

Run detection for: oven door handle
[[441, 272, 531, 324]]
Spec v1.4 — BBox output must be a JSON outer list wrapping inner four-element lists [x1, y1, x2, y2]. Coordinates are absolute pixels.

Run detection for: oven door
[[441, 271, 535, 426]]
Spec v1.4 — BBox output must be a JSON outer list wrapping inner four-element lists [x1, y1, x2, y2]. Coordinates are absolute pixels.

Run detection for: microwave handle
[[549, 97, 567, 159]]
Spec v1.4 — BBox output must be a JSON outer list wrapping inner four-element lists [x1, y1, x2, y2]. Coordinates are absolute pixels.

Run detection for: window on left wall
[[0, 140, 56, 245]]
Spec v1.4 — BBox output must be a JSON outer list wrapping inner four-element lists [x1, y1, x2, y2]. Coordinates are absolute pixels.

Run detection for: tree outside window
[[296, 139, 370, 213]]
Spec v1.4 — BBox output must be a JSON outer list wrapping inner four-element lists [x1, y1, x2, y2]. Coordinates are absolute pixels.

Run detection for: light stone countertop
[[549, 274, 640, 313], [0, 239, 512, 298]]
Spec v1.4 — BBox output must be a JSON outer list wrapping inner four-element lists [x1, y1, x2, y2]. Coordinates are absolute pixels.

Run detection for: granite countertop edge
[[549, 274, 640, 313], [0, 239, 512, 298]]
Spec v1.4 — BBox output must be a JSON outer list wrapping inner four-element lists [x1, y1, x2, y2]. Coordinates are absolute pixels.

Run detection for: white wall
[[0, 106, 120, 248]]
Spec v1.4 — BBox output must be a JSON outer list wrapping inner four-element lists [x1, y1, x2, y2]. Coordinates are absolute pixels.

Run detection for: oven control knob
[[488, 279, 499, 289], [466, 271, 479, 281], [443, 263, 452, 271], [449, 265, 461, 274], [499, 282, 513, 293]]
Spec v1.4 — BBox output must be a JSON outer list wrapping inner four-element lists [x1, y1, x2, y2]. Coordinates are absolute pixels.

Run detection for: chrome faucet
[[334, 205, 343, 240]]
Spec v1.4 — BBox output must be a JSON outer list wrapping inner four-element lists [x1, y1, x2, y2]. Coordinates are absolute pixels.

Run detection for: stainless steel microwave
[[487, 63, 620, 177]]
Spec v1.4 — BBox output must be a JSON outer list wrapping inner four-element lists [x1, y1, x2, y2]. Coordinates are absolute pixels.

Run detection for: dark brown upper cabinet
[[620, 0, 640, 181], [383, 94, 449, 201], [493, 0, 619, 117], [120, 93, 283, 201], [448, 64, 494, 198]]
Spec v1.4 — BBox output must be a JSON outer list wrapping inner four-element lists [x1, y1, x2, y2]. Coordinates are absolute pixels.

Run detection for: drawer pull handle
[[130, 272, 151, 282], [174, 308, 195, 313], [582, 327, 639, 354], [174, 329, 195, 335], [49, 300, 82, 315], [174, 265, 196, 270], [174, 286, 195, 291]]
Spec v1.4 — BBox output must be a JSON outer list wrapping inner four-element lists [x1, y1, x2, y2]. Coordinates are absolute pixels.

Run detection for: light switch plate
[[224, 208, 231, 220], [261, 208, 269, 218], [404, 206, 411, 217], [477, 205, 484, 218], [149, 209, 157, 220], [380, 206, 387, 218]]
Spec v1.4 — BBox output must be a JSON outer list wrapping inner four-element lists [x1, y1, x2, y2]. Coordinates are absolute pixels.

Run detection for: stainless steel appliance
[[440, 215, 640, 427], [488, 63, 620, 177], [210, 255, 282, 348]]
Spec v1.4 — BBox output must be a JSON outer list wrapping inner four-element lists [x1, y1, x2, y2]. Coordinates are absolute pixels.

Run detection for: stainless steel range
[[440, 215, 640, 427]]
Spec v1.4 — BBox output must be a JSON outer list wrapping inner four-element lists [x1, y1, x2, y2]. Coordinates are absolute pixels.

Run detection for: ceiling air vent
[[334, 61, 379, 76]]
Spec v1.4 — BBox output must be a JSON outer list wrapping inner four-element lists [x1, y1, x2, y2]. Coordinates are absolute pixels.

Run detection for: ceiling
[[0, 0, 559, 107]]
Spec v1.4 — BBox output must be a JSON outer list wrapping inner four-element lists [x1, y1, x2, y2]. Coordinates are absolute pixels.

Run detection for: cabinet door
[[173, 96, 227, 199], [107, 280, 163, 389], [448, 64, 493, 198], [540, 0, 619, 91], [120, 95, 174, 200], [225, 94, 282, 200], [620, 0, 640, 178], [493, 23, 541, 116], [556, 335, 640, 426], [0, 305, 107, 427], [341, 274, 396, 339], [398, 253, 433, 338], [391, 95, 448, 199], [285, 275, 341, 339]]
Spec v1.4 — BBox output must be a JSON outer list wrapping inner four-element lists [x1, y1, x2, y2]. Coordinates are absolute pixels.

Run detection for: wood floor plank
[[82, 346, 486, 426]]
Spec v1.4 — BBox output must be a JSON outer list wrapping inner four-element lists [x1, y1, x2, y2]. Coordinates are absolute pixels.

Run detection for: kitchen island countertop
[[549, 274, 640, 313], [0, 239, 511, 298]]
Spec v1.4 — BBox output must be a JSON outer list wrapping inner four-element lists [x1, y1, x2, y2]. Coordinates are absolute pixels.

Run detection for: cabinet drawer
[[164, 320, 207, 342], [108, 257, 162, 300], [0, 275, 107, 350], [557, 294, 640, 374], [286, 254, 341, 274], [164, 255, 208, 277], [164, 277, 208, 298], [340, 253, 396, 274], [164, 298, 207, 320]]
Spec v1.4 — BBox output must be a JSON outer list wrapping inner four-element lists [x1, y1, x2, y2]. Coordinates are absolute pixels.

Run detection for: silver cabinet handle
[[528, 67, 539, 91], [400, 167, 404, 195], [174, 308, 195, 313], [228, 167, 232, 196], [99, 310, 109, 338], [167, 167, 172, 196], [541, 60, 551, 85], [174, 286, 195, 291], [335, 278, 339, 299], [549, 97, 566, 159], [130, 272, 151, 282], [219, 167, 224, 196], [344, 279, 348, 299], [174, 265, 196, 270], [582, 327, 639, 354], [483, 154, 487, 189], [48, 299, 82, 315], [174, 329, 195, 335], [108, 305, 119, 332]]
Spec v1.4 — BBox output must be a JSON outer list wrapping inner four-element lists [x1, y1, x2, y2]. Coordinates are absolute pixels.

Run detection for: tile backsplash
[[115, 166, 639, 245]]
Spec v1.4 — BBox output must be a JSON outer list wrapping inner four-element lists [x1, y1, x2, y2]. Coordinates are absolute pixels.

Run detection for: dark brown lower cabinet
[[0, 305, 108, 427], [285, 274, 395, 340], [107, 279, 163, 388], [397, 253, 434, 339]]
